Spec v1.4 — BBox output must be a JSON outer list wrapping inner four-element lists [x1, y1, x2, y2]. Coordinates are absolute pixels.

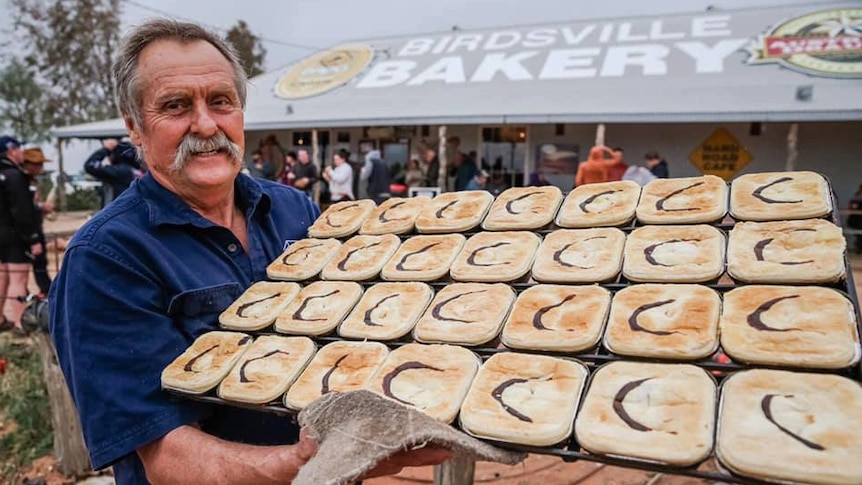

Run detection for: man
[[423, 146, 440, 187], [605, 147, 628, 182], [281, 151, 297, 186], [0, 136, 43, 335], [22, 147, 53, 297], [84, 137, 143, 207], [465, 169, 489, 191], [575, 146, 610, 187], [49, 19, 447, 485], [291, 148, 318, 196], [359, 150, 391, 204], [247, 149, 274, 180], [645, 150, 670, 178]]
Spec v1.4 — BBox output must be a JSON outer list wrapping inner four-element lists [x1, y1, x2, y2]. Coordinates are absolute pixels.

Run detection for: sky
[[0, 0, 847, 174]]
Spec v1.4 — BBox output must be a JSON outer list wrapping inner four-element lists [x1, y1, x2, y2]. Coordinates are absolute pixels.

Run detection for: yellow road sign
[[689, 128, 753, 180]]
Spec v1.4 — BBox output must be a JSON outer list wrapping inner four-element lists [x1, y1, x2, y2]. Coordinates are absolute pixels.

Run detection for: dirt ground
[[20, 212, 862, 485]]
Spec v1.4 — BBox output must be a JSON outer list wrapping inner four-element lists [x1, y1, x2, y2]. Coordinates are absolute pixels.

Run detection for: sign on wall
[[689, 128, 752, 180]]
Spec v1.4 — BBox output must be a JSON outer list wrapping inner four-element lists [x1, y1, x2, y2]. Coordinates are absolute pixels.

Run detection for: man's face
[[23, 162, 43, 176], [5, 146, 23, 164], [424, 149, 435, 162], [125, 39, 245, 196], [646, 158, 659, 168], [613, 150, 623, 160], [103, 138, 119, 152], [298, 151, 310, 165]]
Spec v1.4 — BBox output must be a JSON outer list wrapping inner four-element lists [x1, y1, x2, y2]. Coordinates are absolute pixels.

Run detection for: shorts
[[0, 241, 29, 264]]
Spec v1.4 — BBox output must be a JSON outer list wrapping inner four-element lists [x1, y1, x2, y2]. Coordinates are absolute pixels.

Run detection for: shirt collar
[[141, 172, 272, 228]]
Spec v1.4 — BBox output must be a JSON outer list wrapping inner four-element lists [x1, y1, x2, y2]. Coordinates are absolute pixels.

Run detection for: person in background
[[404, 158, 425, 188], [453, 152, 477, 191], [423, 146, 440, 187], [847, 184, 862, 254], [360, 150, 392, 204], [645, 150, 670, 178], [323, 148, 354, 202], [21, 147, 53, 298], [281, 151, 297, 186], [605, 147, 628, 181], [575, 146, 610, 187], [84, 137, 143, 208], [292, 148, 318, 196], [247, 150, 273, 180], [465, 169, 489, 191], [0, 136, 42, 335], [258, 134, 285, 181], [528, 172, 551, 186], [622, 160, 658, 186]]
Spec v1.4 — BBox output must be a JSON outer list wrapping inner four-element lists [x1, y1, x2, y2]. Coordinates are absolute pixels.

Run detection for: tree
[[225, 20, 267, 78], [9, 0, 121, 129], [0, 58, 49, 142]]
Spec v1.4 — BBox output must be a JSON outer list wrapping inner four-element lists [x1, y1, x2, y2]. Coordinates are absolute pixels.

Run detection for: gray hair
[[113, 19, 248, 131]]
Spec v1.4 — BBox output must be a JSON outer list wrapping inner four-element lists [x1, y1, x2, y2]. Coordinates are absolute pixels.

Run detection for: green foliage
[[0, 338, 53, 481], [225, 20, 267, 78], [64, 187, 101, 212], [0, 58, 48, 142], [8, 0, 121, 130]]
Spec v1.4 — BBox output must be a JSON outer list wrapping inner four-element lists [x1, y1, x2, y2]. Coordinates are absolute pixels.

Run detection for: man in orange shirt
[[605, 147, 628, 181], [575, 146, 610, 186]]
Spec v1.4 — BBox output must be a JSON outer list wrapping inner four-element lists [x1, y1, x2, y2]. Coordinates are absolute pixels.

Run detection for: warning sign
[[689, 128, 752, 180]]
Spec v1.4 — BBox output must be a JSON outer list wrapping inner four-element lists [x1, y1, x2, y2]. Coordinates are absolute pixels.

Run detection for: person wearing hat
[[22, 147, 53, 297], [0, 135, 43, 334]]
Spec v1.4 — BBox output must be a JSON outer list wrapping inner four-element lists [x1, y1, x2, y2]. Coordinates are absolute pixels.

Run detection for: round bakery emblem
[[275, 44, 373, 99], [747, 8, 862, 78]]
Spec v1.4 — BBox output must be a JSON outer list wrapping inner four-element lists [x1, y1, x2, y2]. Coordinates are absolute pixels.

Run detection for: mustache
[[171, 131, 242, 171]]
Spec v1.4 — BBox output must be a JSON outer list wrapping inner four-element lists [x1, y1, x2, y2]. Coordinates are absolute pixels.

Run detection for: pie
[[532, 228, 626, 283], [623, 225, 726, 283], [283, 341, 389, 410], [450, 231, 541, 282], [219, 281, 301, 331], [266, 238, 341, 281], [338, 282, 433, 340], [716, 369, 862, 485], [501, 285, 611, 352], [320, 234, 401, 281], [459, 352, 588, 446], [274, 281, 363, 336], [217, 335, 316, 404], [414, 191, 494, 233], [575, 361, 716, 466], [308, 199, 376, 238], [729, 171, 831, 221], [413, 283, 515, 345], [364, 343, 480, 423], [636, 175, 728, 224], [726, 219, 845, 283], [604, 284, 721, 360], [360, 197, 429, 235], [556, 180, 641, 228], [481, 186, 563, 231], [380, 234, 466, 281], [720, 286, 860, 369], [161, 331, 252, 394]]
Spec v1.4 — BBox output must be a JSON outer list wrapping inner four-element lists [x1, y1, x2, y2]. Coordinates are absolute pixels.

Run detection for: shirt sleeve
[[49, 241, 212, 470]]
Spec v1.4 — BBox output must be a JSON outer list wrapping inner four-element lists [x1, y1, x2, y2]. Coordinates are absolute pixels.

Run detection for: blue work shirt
[[49, 172, 319, 485]]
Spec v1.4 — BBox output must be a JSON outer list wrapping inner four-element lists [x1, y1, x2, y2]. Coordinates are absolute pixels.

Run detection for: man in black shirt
[[292, 148, 318, 196]]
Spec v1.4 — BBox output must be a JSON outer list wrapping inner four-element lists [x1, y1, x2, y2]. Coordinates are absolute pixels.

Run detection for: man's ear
[[124, 115, 142, 147]]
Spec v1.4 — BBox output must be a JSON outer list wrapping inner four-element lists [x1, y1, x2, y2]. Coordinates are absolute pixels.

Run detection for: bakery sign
[[689, 128, 752, 180], [746, 8, 862, 78]]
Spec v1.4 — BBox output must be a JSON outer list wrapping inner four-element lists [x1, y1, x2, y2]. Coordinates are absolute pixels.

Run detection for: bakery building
[[52, 3, 862, 204]]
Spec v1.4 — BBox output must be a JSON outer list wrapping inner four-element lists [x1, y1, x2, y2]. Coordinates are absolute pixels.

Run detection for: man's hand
[[294, 177, 308, 189], [30, 242, 43, 258], [102, 138, 119, 152], [41, 201, 55, 214], [363, 446, 452, 479]]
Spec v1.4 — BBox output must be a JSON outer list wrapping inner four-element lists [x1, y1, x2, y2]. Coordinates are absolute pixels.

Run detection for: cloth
[[650, 160, 670, 178], [424, 156, 440, 187], [0, 156, 41, 246], [293, 161, 319, 194], [83, 142, 141, 207], [465, 177, 485, 191], [0, 239, 28, 263], [49, 173, 319, 485], [365, 155, 392, 202], [575, 147, 610, 186], [622, 165, 658, 186], [605, 161, 628, 181], [295, 390, 526, 485], [328, 163, 354, 201], [454, 160, 478, 191]]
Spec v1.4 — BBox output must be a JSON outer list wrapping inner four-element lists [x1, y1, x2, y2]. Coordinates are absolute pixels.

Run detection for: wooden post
[[523, 126, 532, 187], [56, 139, 66, 211], [786, 123, 798, 171], [34, 332, 90, 476], [433, 456, 475, 485], [595, 123, 606, 147], [437, 125, 448, 191], [312, 129, 321, 204]]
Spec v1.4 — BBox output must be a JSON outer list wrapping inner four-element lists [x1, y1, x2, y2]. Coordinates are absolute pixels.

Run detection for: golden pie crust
[[482, 186, 563, 231], [556, 180, 641, 228], [636, 175, 728, 224], [308, 199, 377, 238]]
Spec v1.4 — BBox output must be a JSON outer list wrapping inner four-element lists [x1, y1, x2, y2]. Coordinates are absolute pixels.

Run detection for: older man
[[49, 19, 447, 485]]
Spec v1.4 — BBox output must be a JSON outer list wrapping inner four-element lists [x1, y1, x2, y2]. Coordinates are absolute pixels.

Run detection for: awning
[[52, 2, 862, 139]]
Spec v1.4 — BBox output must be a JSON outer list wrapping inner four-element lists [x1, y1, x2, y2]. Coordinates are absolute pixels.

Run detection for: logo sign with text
[[275, 45, 373, 99], [689, 128, 752, 181]]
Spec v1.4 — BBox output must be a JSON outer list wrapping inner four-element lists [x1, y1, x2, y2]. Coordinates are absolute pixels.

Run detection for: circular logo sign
[[275, 44, 373, 99], [747, 9, 862, 78]]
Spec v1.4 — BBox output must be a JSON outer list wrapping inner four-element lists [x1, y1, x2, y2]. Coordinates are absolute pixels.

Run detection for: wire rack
[[167, 186, 862, 485]]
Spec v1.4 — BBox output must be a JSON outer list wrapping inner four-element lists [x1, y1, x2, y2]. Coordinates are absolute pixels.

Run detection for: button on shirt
[[49, 173, 319, 485]]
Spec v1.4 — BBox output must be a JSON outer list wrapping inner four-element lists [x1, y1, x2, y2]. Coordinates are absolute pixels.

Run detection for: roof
[[52, 2, 862, 139]]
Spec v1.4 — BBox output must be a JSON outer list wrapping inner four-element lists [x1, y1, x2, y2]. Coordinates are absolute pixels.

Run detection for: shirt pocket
[[167, 283, 243, 337]]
